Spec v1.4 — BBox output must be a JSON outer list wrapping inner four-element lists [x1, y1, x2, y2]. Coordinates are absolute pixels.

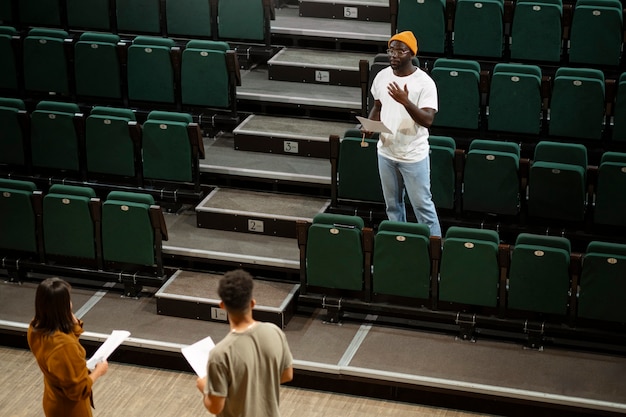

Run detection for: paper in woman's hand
[[86, 330, 131, 370], [181, 335, 215, 378], [356, 116, 392, 134]]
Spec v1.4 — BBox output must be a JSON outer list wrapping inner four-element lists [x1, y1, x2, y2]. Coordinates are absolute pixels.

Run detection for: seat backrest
[[30, 101, 81, 171], [218, 0, 266, 42], [86, 106, 137, 177], [578, 241, 626, 322], [102, 192, 156, 266], [306, 213, 364, 291], [569, 0, 622, 66], [429, 135, 456, 209], [533, 141, 587, 168], [75, 32, 122, 99], [509, 0, 562, 62], [0, 26, 18, 90], [337, 134, 384, 203], [18, 0, 62, 26], [439, 226, 500, 307], [127, 36, 176, 103], [397, 0, 447, 54], [182, 40, 231, 108], [142, 111, 194, 182], [43, 185, 97, 259], [23, 28, 69, 95], [508, 233, 572, 315], [431, 59, 481, 129], [594, 151, 626, 226], [166, 0, 212, 37], [67, 0, 111, 30], [453, 0, 504, 58], [0, 97, 26, 165], [373, 220, 431, 298], [0, 179, 38, 253], [116, 0, 162, 34], [489, 64, 542, 134]]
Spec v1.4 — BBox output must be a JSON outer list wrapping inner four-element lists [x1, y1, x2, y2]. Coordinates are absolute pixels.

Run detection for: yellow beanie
[[388, 31, 418, 55]]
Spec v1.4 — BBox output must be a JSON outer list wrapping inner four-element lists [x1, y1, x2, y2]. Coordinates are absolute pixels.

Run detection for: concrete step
[[299, 0, 391, 23], [195, 187, 330, 238], [268, 47, 375, 87], [232, 114, 357, 158]]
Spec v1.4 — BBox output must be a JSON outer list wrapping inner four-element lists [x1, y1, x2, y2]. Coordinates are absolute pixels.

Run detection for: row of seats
[[300, 214, 626, 324], [332, 132, 626, 228], [0, 27, 241, 113], [0, 179, 169, 279], [397, 0, 623, 66], [0, 0, 272, 44], [430, 59, 626, 140], [0, 98, 205, 193]]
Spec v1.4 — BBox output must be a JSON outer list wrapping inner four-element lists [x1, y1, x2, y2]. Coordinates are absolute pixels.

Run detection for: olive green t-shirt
[[205, 322, 293, 417]]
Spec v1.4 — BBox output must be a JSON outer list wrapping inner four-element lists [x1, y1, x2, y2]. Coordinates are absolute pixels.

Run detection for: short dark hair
[[31, 277, 75, 334], [218, 269, 254, 314]]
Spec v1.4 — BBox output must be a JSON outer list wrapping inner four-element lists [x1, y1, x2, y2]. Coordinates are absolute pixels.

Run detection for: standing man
[[196, 269, 293, 417], [368, 31, 442, 237]]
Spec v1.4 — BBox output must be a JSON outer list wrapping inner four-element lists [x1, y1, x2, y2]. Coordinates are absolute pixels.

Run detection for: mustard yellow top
[[28, 321, 94, 417]]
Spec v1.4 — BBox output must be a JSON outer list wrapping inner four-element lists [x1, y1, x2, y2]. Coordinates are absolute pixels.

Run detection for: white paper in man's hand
[[181, 335, 215, 378], [86, 330, 131, 370], [356, 116, 392, 134]]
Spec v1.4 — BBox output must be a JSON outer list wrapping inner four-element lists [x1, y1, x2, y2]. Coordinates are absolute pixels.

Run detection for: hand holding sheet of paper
[[86, 330, 130, 370], [356, 116, 392, 134], [181, 335, 215, 378]]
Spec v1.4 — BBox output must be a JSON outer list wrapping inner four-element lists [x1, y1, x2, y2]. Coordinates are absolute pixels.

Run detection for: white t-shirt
[[371, 66, 438, 162]]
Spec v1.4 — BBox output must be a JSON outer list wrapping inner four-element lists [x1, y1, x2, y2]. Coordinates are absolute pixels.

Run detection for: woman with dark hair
[[28, 277, 108, 417]]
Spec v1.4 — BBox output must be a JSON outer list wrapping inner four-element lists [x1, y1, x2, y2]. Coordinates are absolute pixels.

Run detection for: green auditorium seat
[[463, 139, 520, 215], [116, 0, 162, 34], [0, 97, 27, 166], [578, 241, 626, 323], [488, 63, 542, 135], [18, 0, 62, 27], [166, 0, 213, 38], [593, 152, 626, 227], [431, 58, 481, 130], [86, 106, 139, 178], [337, 130, 384, 203], [127, 36, 176, 104], [372, 220, 431, 299], [0, 178, 39, 254], [23, 28, 70, 95], [509, 0, 563, 63], [428, 135, 456, 210], [508, 234, 571, 315], [30, 101, 82, 172], [452, 0, 504, 58], [181, 40, 234, 108], [548, 67, 605, 140], [43, 185, 98, 259], [74, 32, 122, 100], [142, 110, 203, 183], [396, 0, 447, 54], [527, 141, 588, 222], [218, 0, 267, 42], [0, 1, 13, 23], [569, 0, 622, 67], [67, 0, 112, 30], [102, 191, 167, 267], [0, 26, 18, 91], [439, 226, 500, 307], [305, 213, 365, 291], [611, 72, 626, 141]]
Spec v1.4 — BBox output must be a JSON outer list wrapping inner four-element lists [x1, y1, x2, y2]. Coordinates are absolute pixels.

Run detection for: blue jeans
[[377, 153, 442, 237]]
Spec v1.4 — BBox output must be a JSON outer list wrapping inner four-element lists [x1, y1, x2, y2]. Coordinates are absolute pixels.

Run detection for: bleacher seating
[[431, 58, 481, 130], [0, 97, 27, 167], [0, 26, 18, 92], [396, 0, 447, 54], [452, 0, 504, 58], [127, 36, 178, 104], [593, 151, 626, 227], [166, 0, 214, 38], [66, 0, 112, 31], [74, 32, 123, 100], [428, 135, 457, 210], [18, 0, 62, 27], [23, 28, 70, 96], [116, 0, 162, 35], [0, 178, 40, 255]]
